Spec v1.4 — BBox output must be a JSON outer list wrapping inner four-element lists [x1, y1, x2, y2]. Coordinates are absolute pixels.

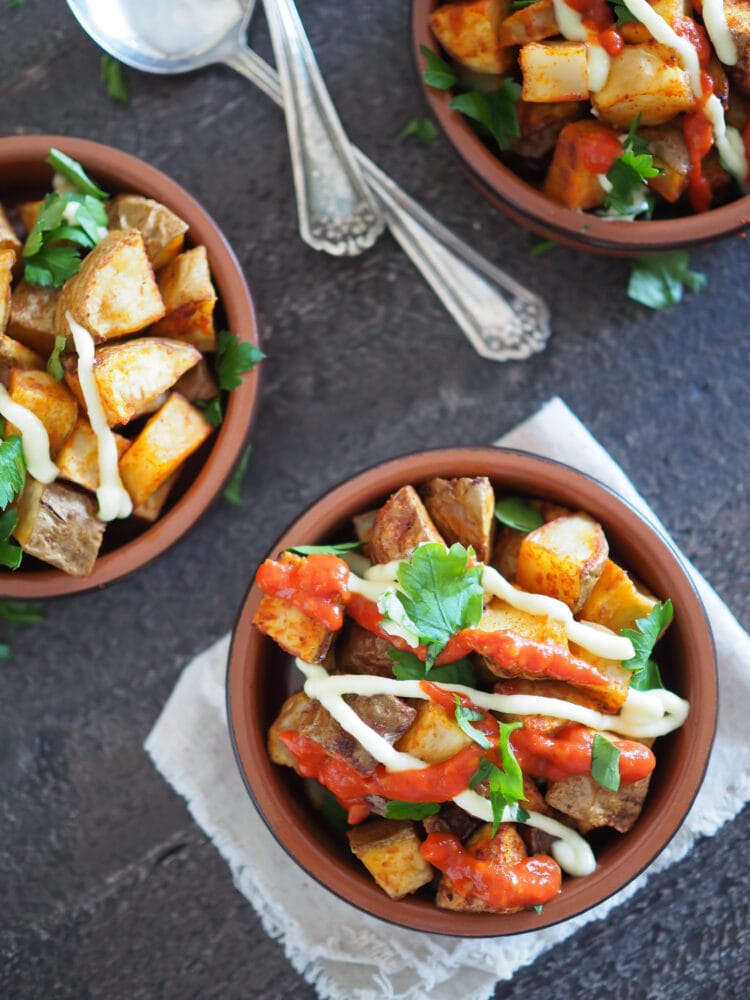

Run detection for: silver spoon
[[65, 0, 550, 362]]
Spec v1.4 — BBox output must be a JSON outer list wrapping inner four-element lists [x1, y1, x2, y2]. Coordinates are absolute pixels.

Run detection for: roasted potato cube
[[55, 228, 165, 342], [173, 358, 218, 403], [421, 476, 495, 562], [499, 0, 558, 46], [0, 249, 14, 333], [543, 119, 620, 210], [726, 0, 750, 95], [352, 509, 377, 546], [641, 126, 690, 203], [579, 559, 658, 634], [6, 368, 78, 457], [0, 203, 22, 258], [520, 41, 589, 103], [348, 819, 433, 899], [7, 280, 60, 356], [0, 332, 44, 385], [545, 771, 652, 833], [566, 645, 633, 712], [490, 524, 525, 580], [336, 621, 398, 678], [106, 194, 189, 270], [396, 700, 472, 764], [254, 593, 334, 663], [436, 822, 528, 913], [13, 478, 105, 576], [620, 0, 689, 45], [55, 416, 130, 491], [369, 485, 444, 564], [131, 471, 178, 523], [63, 336, 201, 427], [592, 43, 694, 128], [430, 0, 514, 74], [118, 392, 212, 505], [268, 690, 316, 768], [515, 513, 609, 613], [493, 676, 606, 713], [510, 99, 587, 159], [151, 246, 217, 352]]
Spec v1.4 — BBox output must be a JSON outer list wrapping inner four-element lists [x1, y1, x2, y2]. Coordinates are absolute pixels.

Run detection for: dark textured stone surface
[[1, 1, 748, 997]]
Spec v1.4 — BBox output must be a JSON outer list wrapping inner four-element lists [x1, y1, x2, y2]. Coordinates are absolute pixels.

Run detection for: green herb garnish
[[223, 444, 251, 506], [627, 252, 707, 309], [0, 435, 26, 509], [530, 239, 557, 258], [215, 331, 265, 392], [591, 733, 621, 791], [101, 55, 130, 103], [494, 496, 544, 533], [449, 79, 522, 151], [288, 541, 362, 556], [469, 723, 527, 835], [196, 397, 223, 427], [420, 44, 458, 90], [621, 600, 672, 691], [533, 904, 543, 914], [453, 695, 491, 750], [602, 118, 660, 219], [0, 509, 23, 571], [45, 148, 109, 199], [385, 800, 441, 821], [398, 117, 438, 145], [0, 598, 44, 658], [46, 335, 68, 382], [388, 648, 477, 687], [610, 1, 639, 25]]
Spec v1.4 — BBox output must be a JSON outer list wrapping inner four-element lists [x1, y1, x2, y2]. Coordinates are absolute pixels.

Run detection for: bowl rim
[[226, 445, 717, 937], [410, 0, 750, 254], [0, 133, 262, 598]]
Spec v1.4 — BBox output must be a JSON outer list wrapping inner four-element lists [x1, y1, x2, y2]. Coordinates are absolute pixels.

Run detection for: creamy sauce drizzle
[[0, 384, 58, 484], [65, 314, 133, 521], [702, 0, 738, 66], [552, 0, 611, 91]]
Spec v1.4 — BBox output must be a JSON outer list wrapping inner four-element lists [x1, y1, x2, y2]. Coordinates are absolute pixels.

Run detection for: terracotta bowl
[[0, 134, 261, 598], [227, 447, 717, 936], [412, 0, 750, 255]]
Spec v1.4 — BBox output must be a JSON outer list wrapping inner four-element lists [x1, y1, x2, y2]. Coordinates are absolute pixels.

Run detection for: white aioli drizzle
[[297, 659, 598, 877], [347, 559, 635, 662], [65, 313, 133, 521], [552, 0, 611, 91], [699, 0, 738, 67], [0, 384, 58, 484]]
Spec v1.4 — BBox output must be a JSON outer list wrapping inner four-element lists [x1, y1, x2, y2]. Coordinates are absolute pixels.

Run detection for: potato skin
[[13, 479, 106, 576], [421, 475, 495, 562], [369, 485, 444, 564]]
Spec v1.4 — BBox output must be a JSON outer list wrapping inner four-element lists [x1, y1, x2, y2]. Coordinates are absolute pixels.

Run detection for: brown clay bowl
[[0, 134, 261, 598], [227, 447, 717, 936], [412, 0, 750, 255]]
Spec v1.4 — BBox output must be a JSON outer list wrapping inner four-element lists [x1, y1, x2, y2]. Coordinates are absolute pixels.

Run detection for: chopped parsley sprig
[[628, 252, 707, 309], [610, 1, 639, 25], [388, 648, 477, 686], [469, 722, 527, 834], [621, 600, 673, 691], [591, 733, 621, 791], [449, 80, 522, 152], [601, 117, 660, 219]]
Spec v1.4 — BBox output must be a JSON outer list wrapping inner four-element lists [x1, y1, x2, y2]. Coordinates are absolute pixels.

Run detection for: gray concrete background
[[1, 1, 748, 997]]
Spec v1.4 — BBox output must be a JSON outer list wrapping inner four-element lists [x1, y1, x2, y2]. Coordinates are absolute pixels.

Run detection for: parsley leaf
[[101, 55, 131, 103], [223, 444, 251, 506], [420, 44, 458, 90], [533, 904, 543, 914], [512, 1, 541, 8], [530, 239, 557, 258], [288, 541, 362, 556], [387, 543, 484, 669], [385, 800, 441, 821], [0, 600, 44, 624], [621, 600, 672, 691], [24, 245, 82, 288], [610, 1, 639, 25], [196, 397, 223, 426], [45, 148, 109, 200], [398, 117, 438, 145], [0, 435, 26, 509], [453, 695, 491, 750], [46, 335, 68, 381], [216, 331, 265, 392], [388, 647, 477, 686], [628, 252, 707, 309], [449, 79, 522, 151], [8, 0, 25, 9], [469, 724, 527, 835], [23, 186, 109, 288], [591, 733, 621, 791], [0, 509, 23, 570], [601, 117, 660, 218], [494, 496, 544, 533]]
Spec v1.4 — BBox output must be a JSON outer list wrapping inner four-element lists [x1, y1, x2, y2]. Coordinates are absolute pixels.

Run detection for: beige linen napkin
[[145, 397, 750, 1000]]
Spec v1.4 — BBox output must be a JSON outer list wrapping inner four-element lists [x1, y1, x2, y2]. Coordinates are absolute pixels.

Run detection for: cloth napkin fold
[[145, 397, 750, 1000]]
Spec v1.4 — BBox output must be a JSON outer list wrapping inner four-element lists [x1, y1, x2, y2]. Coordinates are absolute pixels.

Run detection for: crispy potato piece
[[430, 0, 514, 74], [520, 41, 589, 103], [579, 559, 658, 634], [64, 336, 200, 427], [336, 621, 397, 678], [726, 0, 750, 95], [173, 358, 218, 403], [620, 0, 689, 45], [493, 676, 606, 713], [268, 690, 316, 768], [7, 280, 60, 356], [543, 119, 620, 210], [348, 819, 434, 899], [592, 43, 694, 128], [131, 470, 178, 523], [6, 368, 78, 456], [421, 476, 495, 562], [566, 645, 632, 712], [106, 194, 189, 270], [516, 513, 609, 613], [641, 126, 690, 204], [0, 249, 14, 333], [436, 822, 528, 913], [369, 485, 444, 564], [55, 416, 130, 491], [352, 509, 377, 546], [0, 332, 44, 385], [254, 593, 334, 663], [545, 771, 652, 834], [396, 700, 472, 764], [13, 478, 105, 576], [151, 246, 217, 352], [118, 392, 212, 505], [510, 100, 587, 159], [499, 0, 557, 46], [0, 204, 22, 258], [55, 228, 165, 342]]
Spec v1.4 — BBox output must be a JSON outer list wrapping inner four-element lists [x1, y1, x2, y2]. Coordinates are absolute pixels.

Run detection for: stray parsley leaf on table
[[385, 543, 483, 669], [494, 496, 544, 532], [101, 55, 131, 103], [0, 435, 26, 509], [530, 239, 557, 258], [398, 117, 438, 145], [449, 79, 522, 151], [628, 252, 707, 309], [216, 331, 265, 392], [223, 444, 252, 505], [388, 648, 477, 686], [591, 733, 621, 791], [621, 600, 672, 691], [420, 44, 457, 90], [0, 600, 44, 625]]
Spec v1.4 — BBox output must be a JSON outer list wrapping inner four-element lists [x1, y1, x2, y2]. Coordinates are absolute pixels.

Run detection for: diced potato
[[55, 416, 130, 491], [493, 676, 607, 713], [297, 698, 380, 774], [499, 0, 558, 47], [640, 126, 690, 203], [268, 690, 315, 768], [592, 43, 694, 128], [0, 249, 14, 333], [515, 513, 609, 613], [131, 470, 178, 523], [421, 476, 495, 562], [430, 0, 514, 75], [579, 559, 658, 634], [368, 484, 444, 564], [352, 509, 377, 547], [173, 358, 218, 403], [13, 478, 105, 576], [106, 194, 189, 270], [510, 99, 586, 158], [726, 0, 750, 95], [6, 368, 78, 456], [545, 770, 652, 833], [620, 1, 689, 45], [55, 228, 165, 342], [396, 700, 472, 764], [254, 593, 334, 663], [436, 822, 528, 913], [336, 621, 398, 678], [118, 392, 212, 505], [0, 332, 44, 385], [543, 119, 620, 210], [63, 336, 200, 427], [7, 280, 60, 355], [151, 246, 217, 352], [566, 645, 632, 712], [519, 41, 589, 103], [0, 203, 22, 258], [348, 819, 434, 899]]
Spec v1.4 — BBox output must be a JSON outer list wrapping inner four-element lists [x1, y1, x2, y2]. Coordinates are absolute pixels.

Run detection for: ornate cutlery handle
[[261, 0, 384, 256], [225, 45, 550, 361]]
